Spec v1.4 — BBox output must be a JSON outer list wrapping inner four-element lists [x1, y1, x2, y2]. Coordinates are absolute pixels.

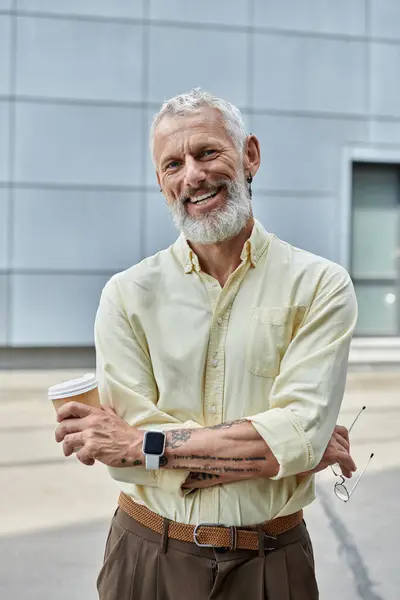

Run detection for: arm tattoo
[[165, 429, 192, 449], [173, 454, 266, 463], [173, 465, 222, 473], [205, 419, 248, 430], [174, 465, 259, 474], [124, 459, 143, 466], [188, 472, 221, 482], [223, 466, 261, 473]]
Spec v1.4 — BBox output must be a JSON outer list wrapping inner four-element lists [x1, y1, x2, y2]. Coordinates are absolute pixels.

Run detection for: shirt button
[[184, 265, 191, 273], [217, 317, 223, 325], [208, 404, 217, 414], [211, 358, 219, 367]]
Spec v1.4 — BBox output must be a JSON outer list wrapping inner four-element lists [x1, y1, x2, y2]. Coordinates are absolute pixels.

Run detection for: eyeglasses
[[331, 406, 374, 502]]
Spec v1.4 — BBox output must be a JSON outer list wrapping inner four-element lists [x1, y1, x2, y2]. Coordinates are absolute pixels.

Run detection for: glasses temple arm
[[348, 405, 366, 434], [348, 453, 374, 498]]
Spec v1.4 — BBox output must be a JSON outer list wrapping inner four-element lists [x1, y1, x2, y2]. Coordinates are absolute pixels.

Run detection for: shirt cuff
[[247, 407, 314, 479]]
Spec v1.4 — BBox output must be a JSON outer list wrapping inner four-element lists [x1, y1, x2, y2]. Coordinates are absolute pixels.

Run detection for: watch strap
[[145, 454, 160, 470]]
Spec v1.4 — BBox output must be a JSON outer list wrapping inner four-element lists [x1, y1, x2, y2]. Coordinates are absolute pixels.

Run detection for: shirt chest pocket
[[246, 306, 305, 378]]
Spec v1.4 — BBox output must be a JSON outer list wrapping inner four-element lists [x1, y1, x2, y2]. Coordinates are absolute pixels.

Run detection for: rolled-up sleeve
[[95, 277, 200, 494], [248, 264, 358, 479]]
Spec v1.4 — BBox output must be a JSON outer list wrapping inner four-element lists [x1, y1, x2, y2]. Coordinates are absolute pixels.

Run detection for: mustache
[[178, 180, 229, 204]]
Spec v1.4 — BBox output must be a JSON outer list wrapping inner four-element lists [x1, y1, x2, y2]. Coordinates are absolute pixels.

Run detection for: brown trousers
[[97, 508, 319, 600]]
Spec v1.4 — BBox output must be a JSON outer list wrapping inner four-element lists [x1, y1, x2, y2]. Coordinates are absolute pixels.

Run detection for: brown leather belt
[[118, 492, 303, 552]]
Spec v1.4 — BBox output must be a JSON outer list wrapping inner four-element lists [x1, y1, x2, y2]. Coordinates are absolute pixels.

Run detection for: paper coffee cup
[[48, 373, 100, 412]]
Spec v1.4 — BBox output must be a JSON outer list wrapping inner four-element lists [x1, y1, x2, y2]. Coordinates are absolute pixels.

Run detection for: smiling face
[[153, 107, 260, 244]]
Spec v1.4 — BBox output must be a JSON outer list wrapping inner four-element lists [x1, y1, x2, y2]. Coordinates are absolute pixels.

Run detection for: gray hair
[[150, 88, 248, 165]]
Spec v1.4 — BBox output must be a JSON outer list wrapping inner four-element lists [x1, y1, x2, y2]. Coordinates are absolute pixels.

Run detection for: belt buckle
[[193, 522, 225, 548]]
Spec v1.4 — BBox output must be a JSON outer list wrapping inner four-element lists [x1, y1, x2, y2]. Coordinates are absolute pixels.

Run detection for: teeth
[[191, 190, 218, 204]]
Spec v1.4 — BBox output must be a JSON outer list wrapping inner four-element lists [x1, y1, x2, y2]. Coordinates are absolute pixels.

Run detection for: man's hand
[[298, 425, 356, 481], [54, 402, 143, 467]]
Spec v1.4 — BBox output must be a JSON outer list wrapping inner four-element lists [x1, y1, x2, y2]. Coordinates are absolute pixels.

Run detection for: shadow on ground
[[308, 465, 400, 600]]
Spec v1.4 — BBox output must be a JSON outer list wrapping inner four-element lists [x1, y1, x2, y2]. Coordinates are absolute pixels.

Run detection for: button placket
[[202, 262, 250, 428], [199, 262, 252, 522], [200, 274, 223, 427]]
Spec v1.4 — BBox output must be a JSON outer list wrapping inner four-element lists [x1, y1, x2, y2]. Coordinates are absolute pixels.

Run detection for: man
[[55, 89, 357, 600]]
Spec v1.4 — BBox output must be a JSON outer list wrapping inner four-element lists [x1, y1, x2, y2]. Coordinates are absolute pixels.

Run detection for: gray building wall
[[0, 0, 399, 364]]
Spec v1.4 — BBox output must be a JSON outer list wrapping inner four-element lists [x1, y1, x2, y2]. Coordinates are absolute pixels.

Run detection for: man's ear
[[243, 134, 261, 178]]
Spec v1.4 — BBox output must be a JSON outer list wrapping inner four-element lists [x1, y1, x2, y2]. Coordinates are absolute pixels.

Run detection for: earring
[[159, 188, 163, 192], [247, 174, 253, 199]]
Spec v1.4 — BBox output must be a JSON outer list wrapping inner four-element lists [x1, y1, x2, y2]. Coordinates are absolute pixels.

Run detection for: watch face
[[144, 431, 165, 455]]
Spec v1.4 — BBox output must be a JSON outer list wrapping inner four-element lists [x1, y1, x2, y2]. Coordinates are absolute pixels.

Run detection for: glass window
[[351, 163, 399, 336], [354, 284, 397, 336]]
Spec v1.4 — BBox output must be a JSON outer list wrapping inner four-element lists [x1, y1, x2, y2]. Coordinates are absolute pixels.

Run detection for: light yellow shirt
[[94, 220, 357, 526]]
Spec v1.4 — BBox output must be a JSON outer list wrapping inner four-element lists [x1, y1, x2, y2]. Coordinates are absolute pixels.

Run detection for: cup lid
[[48, 373, 98, 401]]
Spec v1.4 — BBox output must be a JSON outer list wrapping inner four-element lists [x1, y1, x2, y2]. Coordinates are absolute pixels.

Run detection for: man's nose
[[183, 157, 207, 190]]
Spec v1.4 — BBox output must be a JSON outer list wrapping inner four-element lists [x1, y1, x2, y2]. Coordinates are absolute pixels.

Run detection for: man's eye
[[202, 149, 216, 157], [166, 161, 180, 170]]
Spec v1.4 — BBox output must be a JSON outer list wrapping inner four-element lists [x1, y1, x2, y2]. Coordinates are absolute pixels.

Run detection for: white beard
[[167, 176, 252, 244]]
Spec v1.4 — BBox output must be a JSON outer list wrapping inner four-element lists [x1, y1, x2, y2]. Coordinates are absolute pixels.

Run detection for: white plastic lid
[[48, 373, 98, 401]]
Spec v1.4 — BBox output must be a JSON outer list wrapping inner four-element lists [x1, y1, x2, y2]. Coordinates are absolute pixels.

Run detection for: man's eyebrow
[[196, 139, 221, 148]]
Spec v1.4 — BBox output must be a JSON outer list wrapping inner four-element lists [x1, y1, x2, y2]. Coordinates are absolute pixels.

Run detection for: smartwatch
[[142, 430, 166, 470]]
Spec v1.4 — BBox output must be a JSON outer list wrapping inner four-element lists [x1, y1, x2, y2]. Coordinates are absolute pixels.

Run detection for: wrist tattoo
[[166, 429, 192, 449], [159, 456, 168, 467], [122, 458, 143, 466]]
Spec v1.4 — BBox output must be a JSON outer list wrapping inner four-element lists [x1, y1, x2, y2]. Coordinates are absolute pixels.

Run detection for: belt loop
[[159, 518, 170, 554], [229, 526, 237, 551], [257, 525, 264, 557]]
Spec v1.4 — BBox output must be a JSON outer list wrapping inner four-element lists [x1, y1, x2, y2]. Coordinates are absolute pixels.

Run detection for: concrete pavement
[[0, 370, 399, 599]]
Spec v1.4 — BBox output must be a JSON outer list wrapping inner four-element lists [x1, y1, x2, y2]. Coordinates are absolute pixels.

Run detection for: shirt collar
[[173, 219, 271, 274]]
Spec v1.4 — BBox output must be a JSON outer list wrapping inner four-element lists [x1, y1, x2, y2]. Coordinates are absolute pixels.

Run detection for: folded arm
[[162, 264, 358, 485], [180, 424, 354, 490], [59, 265, 357, 493]]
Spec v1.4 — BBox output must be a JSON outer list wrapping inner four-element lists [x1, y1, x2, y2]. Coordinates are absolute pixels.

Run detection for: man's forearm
[[160, 419, 279, 481]]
